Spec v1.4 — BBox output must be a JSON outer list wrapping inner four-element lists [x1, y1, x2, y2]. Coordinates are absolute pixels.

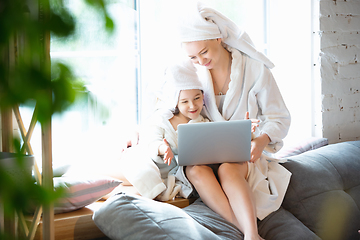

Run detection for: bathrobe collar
[[199, 47, 246, 121]]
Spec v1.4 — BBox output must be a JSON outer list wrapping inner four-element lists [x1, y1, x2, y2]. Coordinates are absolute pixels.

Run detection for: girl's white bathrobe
[[142, 110, 209, 200], [121, 109, 208, 201], [196, 46, 292, 220]]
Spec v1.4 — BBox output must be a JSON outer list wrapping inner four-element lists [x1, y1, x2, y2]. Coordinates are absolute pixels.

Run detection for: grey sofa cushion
[[93, 193, 242, 240], [281, 141, 360, 240], [183, 199, 243, 239], [258, 207, 320, 240]]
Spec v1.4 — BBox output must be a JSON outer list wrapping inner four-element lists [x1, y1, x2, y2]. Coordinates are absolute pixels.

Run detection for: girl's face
[[177, 89, 204, 121], [182, 39, 223, 70]]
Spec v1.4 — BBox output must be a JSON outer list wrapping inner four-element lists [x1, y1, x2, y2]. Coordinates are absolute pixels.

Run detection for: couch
[[93, 140, 360, 240]]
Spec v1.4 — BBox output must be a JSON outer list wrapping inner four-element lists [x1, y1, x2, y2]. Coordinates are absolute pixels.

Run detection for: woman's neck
[[210, 47, 231, 74], [210, 48, 232, 95]]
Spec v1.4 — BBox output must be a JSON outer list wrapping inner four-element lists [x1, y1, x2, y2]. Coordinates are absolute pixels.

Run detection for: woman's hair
[[221, 41, 229, 49]]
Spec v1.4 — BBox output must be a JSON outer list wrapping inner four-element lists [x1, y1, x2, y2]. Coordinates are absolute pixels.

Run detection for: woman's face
[[177, 89, 204, 121], [182, 39, 223, 70]]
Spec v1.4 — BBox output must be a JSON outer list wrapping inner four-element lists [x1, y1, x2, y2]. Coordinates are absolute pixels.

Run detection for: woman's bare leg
[[218, 162, 261, 240], [186, 165, 240, 228]]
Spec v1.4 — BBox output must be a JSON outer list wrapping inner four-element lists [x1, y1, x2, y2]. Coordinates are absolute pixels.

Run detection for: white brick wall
[[319, 0, 360, 143]]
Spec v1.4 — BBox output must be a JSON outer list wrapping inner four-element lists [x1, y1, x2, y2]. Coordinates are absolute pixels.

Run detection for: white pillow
[[54, 175, 121, 214], [275, 137, 328, 159]]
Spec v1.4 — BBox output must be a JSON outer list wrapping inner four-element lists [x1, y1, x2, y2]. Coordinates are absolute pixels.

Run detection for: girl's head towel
[[158, 59, 203, 112]]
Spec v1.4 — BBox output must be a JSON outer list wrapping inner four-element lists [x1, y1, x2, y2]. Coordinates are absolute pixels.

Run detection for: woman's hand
[[160, 139, 174, 166], [244, 112, 259, 132], [244, 111, 266, 162], [250, 133, 270, 163]]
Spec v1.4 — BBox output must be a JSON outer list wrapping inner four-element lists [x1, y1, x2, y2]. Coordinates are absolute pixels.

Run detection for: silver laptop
[[177, 120, 251, 166]]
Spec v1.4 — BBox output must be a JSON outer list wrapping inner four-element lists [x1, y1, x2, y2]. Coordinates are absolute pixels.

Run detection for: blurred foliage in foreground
[[0, 139, 66, 240], [0, 0, 114, 124], [0, 0, 115, 238]]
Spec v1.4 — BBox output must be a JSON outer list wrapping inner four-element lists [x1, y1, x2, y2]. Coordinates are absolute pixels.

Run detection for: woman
[[172, 2, 291, 240]]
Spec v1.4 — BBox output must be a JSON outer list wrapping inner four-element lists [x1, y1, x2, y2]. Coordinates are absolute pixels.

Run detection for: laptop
[[177, 120, 251, 166]]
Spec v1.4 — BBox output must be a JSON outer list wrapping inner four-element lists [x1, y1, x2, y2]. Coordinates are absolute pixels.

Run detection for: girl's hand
[[162, 139, 174, 166], [244, 112, 259, 133], [250, 134, 270, 163], [121, 131, 139, 152]]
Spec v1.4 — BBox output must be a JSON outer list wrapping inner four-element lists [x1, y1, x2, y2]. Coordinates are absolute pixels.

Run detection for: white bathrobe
[[196, 46, 292, 220], [122, 109, 208, 201], [143, 110, 210, 200]]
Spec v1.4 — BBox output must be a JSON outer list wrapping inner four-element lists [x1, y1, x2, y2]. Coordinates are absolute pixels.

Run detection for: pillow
[[32, 164, 71, 180], [53, 164, 71, 177], [93, 193, 236, 239], [275, 137, 328, 159], [183, 199, 243, 239], [54, 175, 122, 214]]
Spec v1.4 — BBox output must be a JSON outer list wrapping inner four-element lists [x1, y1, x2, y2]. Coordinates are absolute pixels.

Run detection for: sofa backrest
[[282, 141, 360, 240]]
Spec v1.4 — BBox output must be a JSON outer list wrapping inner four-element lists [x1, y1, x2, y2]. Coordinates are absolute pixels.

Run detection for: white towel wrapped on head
[[175, 1, 274, 69]]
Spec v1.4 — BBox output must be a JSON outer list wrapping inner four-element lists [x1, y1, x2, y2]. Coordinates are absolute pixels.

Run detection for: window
[[266, 0, 313, 145], [20, 0, 139, 167], [50, 0, 139, 166]]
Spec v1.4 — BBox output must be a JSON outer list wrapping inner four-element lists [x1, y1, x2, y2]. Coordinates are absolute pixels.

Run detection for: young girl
[[119, 59, 210, 201], [139, 59, 210, 201]]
